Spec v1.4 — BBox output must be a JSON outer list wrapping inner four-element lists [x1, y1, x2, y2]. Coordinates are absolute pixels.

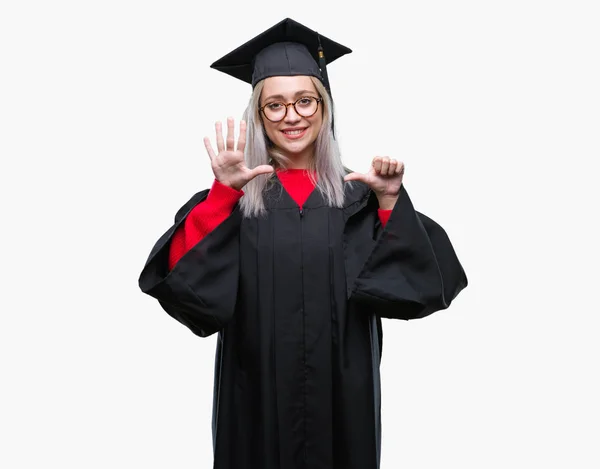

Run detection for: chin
[[279, 141, 310, 154]]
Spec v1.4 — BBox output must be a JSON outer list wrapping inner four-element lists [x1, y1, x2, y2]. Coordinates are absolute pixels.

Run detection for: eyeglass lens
[[263, 97, 319, 121]]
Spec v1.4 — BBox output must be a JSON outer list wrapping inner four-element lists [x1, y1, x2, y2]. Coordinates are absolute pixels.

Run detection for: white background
[[1, 0, 599, 468]]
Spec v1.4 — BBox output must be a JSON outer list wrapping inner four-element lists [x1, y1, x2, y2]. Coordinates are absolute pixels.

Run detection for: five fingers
[[204, 117, 246, 160]]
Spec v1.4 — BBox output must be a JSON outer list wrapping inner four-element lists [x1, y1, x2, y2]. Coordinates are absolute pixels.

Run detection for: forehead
[[261, 75, 317, 99]]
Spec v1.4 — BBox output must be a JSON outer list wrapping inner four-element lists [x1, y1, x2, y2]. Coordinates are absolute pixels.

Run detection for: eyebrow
[[263, 89, 318, 102]]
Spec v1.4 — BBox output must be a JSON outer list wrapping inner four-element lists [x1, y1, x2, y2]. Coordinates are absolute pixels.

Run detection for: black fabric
[[210, 18, 352, 88], [138, 176, 468, 469]]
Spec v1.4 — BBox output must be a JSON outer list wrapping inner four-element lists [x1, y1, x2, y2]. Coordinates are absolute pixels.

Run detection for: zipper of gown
[[299, 205, 307, 464]]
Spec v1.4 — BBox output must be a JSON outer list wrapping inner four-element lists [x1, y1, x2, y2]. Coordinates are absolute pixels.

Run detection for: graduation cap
[[210, 18, 352, 97]]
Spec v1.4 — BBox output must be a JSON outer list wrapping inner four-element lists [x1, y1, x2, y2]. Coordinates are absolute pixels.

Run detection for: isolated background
[[1, 0, 599, 468]]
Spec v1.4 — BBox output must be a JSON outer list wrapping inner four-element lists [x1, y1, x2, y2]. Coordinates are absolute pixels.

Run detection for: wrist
[[210, 179, 245, 202], [215, 178, 244, 193], [376, 195, 398, 210]]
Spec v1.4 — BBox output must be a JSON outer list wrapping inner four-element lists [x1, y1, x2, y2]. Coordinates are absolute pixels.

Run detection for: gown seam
[[300, 206, 308, 467]]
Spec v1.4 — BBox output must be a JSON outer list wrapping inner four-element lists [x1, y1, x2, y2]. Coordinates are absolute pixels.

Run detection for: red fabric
[[168, 171, 393, 270], [168, 179, 244, 270], [275, 168, 317, 208], [377, 208, 392, 226]]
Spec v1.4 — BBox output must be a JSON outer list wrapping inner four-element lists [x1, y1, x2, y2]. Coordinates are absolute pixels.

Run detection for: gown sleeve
[[169, 179, 244, 269], [138, 180, 243, 337], [349, 185, 468, 320]]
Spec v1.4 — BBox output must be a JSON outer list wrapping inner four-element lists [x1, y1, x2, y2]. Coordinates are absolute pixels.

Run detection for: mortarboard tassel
[[317, 34, 332, 98], [317, 33, 336, 138]]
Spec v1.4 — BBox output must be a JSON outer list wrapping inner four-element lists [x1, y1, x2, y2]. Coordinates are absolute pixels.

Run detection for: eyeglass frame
[[259, 96, 323, 122]]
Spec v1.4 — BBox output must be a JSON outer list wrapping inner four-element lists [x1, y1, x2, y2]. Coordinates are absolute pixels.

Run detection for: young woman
[[139, 18, 468, 469]]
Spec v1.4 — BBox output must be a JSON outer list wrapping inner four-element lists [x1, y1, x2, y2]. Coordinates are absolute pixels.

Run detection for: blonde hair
[[239, 76, 349, 218]]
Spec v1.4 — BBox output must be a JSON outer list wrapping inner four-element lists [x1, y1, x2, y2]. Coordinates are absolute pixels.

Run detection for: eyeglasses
[[259, 96, 323, 122]]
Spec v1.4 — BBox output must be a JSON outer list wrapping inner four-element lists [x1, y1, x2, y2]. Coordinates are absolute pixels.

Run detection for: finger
[[226, 117, 235, 151], [203, 137, 216, 161], [344, 172, 366, 183], [237, 119, 247, 153], [380, 157, 390, 175], [372, 157, 382, 173], [215, 121, 225, 153], [250, 165, 275, 179], [396, 161, 405, 174], [388, 159, 397, 176]]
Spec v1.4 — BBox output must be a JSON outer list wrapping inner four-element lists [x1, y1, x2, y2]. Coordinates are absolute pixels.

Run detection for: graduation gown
[[138, 175, 468, 469]]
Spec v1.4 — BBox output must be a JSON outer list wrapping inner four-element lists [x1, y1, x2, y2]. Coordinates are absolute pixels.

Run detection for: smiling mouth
[[282, 128, 307, 135], [281, 128, 308, 140]]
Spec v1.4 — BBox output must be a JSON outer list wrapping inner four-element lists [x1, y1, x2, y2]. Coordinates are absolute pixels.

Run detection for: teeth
[[283, 129, 304, 135]]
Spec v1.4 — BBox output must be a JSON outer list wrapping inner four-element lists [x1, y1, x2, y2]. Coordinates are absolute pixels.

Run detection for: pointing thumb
[[344, 172, 364, 183]]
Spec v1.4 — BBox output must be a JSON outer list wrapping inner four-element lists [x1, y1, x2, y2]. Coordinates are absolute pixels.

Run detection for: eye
[[266, 102, 283, 110], [297, 97, 313, 106]]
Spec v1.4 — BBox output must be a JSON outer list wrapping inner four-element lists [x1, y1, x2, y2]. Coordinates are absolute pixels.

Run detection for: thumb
[[344, 172, 366, 183], [250, 165, 275, 179]]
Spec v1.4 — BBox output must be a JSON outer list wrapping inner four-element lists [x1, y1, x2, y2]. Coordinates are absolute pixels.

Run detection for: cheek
[[264, 122, 278, 142], [310, 117, 323, 140]]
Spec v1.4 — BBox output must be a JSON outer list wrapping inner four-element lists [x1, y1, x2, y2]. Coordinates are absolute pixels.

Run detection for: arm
[[139, 117, 274, 337], [350, 185, 468, 320], [138, 187, 242, 337], [168, 179, 243, 270]]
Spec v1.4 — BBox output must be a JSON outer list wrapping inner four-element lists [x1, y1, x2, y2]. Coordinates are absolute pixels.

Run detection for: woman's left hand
[[344, 156, 405, 209]]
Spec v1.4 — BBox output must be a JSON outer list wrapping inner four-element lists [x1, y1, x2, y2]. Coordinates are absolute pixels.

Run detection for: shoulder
[[174, 189, 210, 223], [416, 210, 448, 238]]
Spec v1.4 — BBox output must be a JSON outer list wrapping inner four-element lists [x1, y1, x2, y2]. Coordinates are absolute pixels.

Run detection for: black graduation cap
[[210, 18, 352, 96]]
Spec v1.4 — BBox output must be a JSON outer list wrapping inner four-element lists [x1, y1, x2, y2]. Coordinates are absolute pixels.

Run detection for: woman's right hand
[[204, 117, 274, 191]]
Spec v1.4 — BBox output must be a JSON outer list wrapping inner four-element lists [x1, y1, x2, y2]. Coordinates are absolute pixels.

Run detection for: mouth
[[281, 127, 308, 139]]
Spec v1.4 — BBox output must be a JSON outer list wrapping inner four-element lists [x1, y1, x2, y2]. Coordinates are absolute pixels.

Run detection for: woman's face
[[259, 75, 323, 159]]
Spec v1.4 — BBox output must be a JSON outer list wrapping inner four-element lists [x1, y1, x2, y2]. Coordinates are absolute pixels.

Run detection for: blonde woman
[[139, 18, 468, 469]]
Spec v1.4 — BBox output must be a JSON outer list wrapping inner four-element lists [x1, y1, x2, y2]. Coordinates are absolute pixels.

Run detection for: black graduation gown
[[138, 176, 468, 469]]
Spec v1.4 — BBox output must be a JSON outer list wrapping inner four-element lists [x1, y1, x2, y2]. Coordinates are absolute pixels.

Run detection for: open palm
[[204, 117, 274, 191]]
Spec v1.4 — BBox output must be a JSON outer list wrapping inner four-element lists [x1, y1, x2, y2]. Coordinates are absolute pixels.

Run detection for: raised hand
[[204, 117, 274, 191], [344, 156, 405, 209]]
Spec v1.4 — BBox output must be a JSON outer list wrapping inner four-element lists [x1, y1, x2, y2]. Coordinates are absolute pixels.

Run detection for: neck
[[279, 146, 314, 169]]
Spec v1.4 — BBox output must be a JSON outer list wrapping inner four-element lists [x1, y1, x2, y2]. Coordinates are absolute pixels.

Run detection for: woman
[[139, 18, 468, 469]]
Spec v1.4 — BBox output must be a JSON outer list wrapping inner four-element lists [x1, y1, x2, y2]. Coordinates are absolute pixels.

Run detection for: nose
[[283, 104, 302, 123]]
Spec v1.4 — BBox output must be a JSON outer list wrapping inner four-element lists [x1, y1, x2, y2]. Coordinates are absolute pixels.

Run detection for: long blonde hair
[[239, 76, 349, 218]]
